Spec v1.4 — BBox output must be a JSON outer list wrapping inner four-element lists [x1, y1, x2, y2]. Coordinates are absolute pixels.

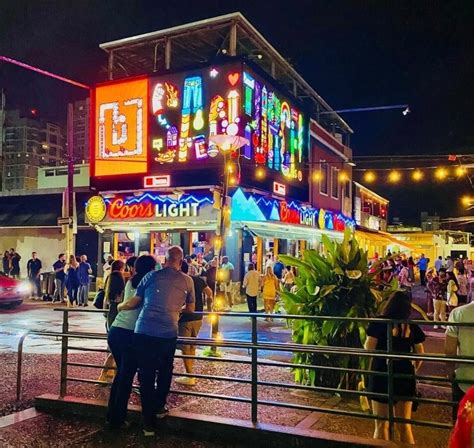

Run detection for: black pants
[[135, 333, 177, 427], [246, 295, 257, 313], [452, 380, 466, 421], [107, 326, 137, 426], [29, 276, 41, 296], [420, 270, 426, 286]]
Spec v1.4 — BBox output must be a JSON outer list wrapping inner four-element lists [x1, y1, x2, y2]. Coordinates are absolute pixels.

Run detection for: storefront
[[86, 186, 354, 281]]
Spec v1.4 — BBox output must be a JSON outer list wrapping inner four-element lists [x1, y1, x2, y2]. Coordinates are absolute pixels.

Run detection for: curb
[[35, 393, 395, 447]]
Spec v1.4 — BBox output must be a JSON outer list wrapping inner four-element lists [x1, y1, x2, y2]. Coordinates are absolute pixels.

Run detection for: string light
[[363, 171, 376, 183], [255, 166, 266, 179], [455, 166, 467, 177], [229, 175, 237, 186], [338, 171, 349, 182], [312, 171, 323, 182], [412, 170, 423, 181], [388, 170, 402, 183], [434, 167, 448, 180], [461, 196, 473, 206]]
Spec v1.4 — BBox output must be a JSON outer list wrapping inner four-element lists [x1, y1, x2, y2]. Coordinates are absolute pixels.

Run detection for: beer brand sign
[[85, 192, 214, 224]]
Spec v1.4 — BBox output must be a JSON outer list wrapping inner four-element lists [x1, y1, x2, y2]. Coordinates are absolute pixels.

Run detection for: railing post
[[387, 321, 394, 440], [251, 314, 258, 424], [16, 331, 31, 401], [60, 311, 69, 397]]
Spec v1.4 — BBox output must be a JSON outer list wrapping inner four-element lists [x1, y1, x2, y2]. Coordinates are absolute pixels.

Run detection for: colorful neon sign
[[86, 192, 215, 223], [231, 188, 354, 231], [94, 78, 148, 176]]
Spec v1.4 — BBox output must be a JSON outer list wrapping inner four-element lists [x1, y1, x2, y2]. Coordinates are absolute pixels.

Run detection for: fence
[[16, 308, 474, 440]]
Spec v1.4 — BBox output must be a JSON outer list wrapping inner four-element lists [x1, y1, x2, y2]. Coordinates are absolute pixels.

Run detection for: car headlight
[[16, 283, 32, 294]]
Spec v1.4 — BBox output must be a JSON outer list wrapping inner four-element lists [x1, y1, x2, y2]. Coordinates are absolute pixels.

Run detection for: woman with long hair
[[107, 255, 156, 428], [65, 255, 79, 307], [456, 268, 469, 306], [447, 271, 460, 310], [261, 265, 279, 321], [365, 291, 425, 444], [98, 260, 125, 384]]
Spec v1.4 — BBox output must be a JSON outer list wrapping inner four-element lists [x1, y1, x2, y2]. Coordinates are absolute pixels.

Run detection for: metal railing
[[16, 307, 474, 440]]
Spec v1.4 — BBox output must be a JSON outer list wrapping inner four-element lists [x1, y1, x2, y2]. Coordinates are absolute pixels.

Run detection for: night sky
[[1, 1, 473, 225]]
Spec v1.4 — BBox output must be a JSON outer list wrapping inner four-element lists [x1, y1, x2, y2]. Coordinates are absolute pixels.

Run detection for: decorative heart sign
[[228, 72, 240, 86]]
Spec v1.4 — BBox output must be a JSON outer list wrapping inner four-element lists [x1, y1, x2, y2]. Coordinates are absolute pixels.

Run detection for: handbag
[[93, 289, 105, 309]]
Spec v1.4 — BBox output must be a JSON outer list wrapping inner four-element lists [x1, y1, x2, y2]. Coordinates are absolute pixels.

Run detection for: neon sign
[[231, 188, 354, 232], [94, 78, 148, 176], [93, 192, 214, 222]]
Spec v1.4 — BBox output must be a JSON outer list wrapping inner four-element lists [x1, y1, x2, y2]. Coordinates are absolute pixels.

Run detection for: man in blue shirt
[[77, 255, 92, 306], [120, 246, 195, 436], [417, 254, 429, 286]]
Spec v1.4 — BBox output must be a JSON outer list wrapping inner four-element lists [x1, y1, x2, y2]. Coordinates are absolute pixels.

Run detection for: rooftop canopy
[[99, 12, 353, 136]]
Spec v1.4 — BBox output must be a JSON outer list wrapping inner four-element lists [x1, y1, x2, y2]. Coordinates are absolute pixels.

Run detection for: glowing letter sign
[[94, 78, 148, 176]]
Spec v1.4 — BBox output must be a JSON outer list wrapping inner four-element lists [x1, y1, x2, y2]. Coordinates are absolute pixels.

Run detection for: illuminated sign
[[273, 181, 286, 196], [85, 196, 107, 223], [93, 61, 307, 196], [86, 192, 216, 223], [231, 188, 354, 232], [94, 78, 148, 176], [144, 175, 170, 188]]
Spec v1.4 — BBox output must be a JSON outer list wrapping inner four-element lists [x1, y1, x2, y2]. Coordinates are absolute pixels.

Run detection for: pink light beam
[[0, 55, 90, 90]]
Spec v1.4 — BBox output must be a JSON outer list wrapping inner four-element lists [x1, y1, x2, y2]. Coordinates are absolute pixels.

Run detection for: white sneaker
[[433, 325, 439, 329], [175, 376, 196, 386]]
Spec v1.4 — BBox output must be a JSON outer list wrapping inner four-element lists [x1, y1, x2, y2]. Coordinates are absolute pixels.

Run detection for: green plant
[[279, 229, 395, 390]]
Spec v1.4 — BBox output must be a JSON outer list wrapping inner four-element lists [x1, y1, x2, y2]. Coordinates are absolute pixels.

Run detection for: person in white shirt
[[243, 263, 260, 313], [445, 302, 474, 420], [446, 256, 454, 273], [103, 254, 114, 283], [434, 256, 443, 273]]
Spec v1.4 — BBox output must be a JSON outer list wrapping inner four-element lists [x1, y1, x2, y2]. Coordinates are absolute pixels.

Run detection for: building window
[[320, 161, 329, 195], [331, 167, 339, 199]]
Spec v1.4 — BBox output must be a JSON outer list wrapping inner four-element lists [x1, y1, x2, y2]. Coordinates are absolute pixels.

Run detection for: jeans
[[78, 283, 90, 306], [246, 295, 257, 313], [107, 326, 137, 425], [135, 333, 177, 427], [53, 278, 65, 302], [67, 286, 78, 304]]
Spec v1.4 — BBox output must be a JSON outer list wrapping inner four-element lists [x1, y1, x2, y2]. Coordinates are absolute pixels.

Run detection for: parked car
[[0, 272, 31, 308]]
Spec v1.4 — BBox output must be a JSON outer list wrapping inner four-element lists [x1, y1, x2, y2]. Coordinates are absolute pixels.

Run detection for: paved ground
[[0, 286, 454, 447]]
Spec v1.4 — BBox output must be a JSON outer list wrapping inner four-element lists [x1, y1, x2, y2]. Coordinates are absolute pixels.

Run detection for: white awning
[[236, 221, 344, 242]]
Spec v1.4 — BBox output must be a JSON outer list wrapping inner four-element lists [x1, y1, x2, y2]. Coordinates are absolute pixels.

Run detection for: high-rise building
[[0, 109, 66, 192], [72, 98, 90, 162]]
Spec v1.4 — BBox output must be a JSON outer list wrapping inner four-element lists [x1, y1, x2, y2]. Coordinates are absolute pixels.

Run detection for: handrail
[[15, 308, 474, 438]]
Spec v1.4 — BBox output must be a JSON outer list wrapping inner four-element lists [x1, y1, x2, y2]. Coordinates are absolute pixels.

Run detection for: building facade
[[85, 14, 357, 281], [71, 99, 90, 163], [0, 110, 66, 192]]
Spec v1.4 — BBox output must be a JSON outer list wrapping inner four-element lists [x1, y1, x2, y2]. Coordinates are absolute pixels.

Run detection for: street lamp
[[205, 134, 248, 355]]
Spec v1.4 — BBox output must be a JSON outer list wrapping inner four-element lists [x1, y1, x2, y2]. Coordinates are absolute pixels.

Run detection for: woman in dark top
[[65, 255, 80, 307], [364, 291, 425, 445], [98, 260, 125, 384], [104, 260, 125, 329]]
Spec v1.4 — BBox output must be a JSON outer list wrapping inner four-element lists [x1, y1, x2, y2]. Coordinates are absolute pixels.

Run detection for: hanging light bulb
[[412, 170, 424, 181], [338, 171, 349, 182], [455, 166, 467, 177], [229, 175, 237, 186], [388, 170, 402, 183], [226, 162, 234, 173], [363, 171, 376, 183], [434, 167, 448, 180], [312, 171, 323, 182], [255, 166, 266, 179]]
